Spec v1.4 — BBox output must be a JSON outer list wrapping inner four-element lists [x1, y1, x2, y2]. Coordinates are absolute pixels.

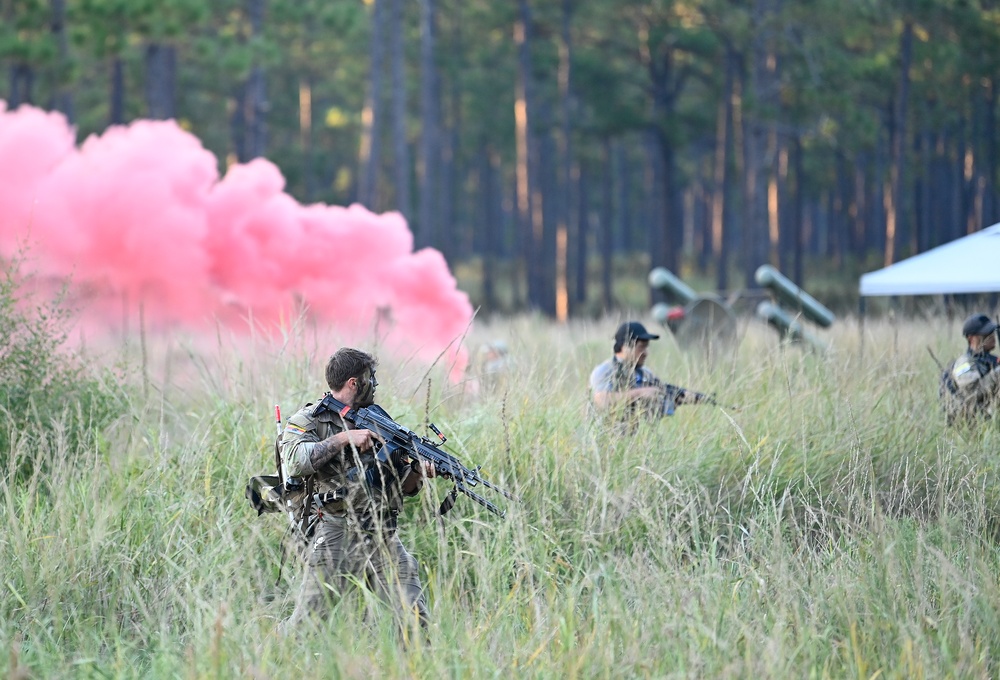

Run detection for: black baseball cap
[[962, 313, 999, 337], [614, 321, 660, 348]]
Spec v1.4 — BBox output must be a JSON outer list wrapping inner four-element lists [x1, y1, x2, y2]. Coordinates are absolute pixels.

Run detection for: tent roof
[[859, 223, 1000, 296]]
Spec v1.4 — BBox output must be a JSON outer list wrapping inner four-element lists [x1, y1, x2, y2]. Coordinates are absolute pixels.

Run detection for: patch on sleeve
[[283, 422, 307, 435], [952, 360, 981, 388], [953, 361, 973, 377]]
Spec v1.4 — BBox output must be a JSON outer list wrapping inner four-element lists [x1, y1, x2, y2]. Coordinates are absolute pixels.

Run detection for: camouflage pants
[[283, 514, 428, 631]]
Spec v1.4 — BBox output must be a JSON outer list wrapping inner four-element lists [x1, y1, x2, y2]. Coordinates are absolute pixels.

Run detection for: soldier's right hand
[[633, 387, 663, 401], [340, 428, 381, 451]]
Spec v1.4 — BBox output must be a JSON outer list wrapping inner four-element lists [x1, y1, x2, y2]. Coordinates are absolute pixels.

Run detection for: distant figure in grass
[[279, 348, 436, 635], [476, 340, 510, 392], [941, 313, 1000, 426]]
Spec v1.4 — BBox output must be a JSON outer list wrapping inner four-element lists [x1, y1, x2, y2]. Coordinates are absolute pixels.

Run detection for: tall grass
[[3, 308, 1000, 678]]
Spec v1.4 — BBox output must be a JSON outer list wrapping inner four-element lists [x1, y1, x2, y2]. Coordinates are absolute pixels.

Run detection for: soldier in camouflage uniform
[[280, 348, 436, 632], [942, 313, 1000, 426]]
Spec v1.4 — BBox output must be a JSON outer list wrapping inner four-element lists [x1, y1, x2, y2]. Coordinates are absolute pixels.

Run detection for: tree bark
[[791, 136, 804, 285], [358, 0, 386, 209], [110, 57, 125, 125], [299, 78, 315, 201], [479, 145, 499, 312], [538, 131, 557, 316], [246, 0, 267, 159], [600, 138, 614, 311], [645, 131, 666, 304], [438, 106, 457, 260], [883, 18, 912, 266], [555, 0, 575, 320], [144, 43, 177, 120], [573, 160, 588, 308], [418, 0, 440, 248], [50, 0, 74, 121], [232, 0, 268, 161], [389, 0, 411, 221], [646, 48, 683, 275], [742, 0, 773, 286], [983, 78, 997, 225], [8, 64, 34, 107], [515, 0, 547, 312], [711, 46, 735, 292]]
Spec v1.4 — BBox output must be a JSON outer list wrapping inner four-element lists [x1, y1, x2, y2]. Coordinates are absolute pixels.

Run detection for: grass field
[[3, 308, 1000, 679]]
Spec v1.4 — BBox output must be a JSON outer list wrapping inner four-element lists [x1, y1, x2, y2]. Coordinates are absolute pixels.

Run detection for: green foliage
[[0, 256, 125, 483], [3, 315, 1000, 677]]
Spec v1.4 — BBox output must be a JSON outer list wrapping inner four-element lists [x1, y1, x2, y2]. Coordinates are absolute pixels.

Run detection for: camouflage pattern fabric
[[942, 350, 1000, 425], [283, 515, 427, 631], [279, 399, 426, 630]]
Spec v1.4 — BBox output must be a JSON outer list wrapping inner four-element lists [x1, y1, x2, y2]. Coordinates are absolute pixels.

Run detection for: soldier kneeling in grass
[[941, 313, 1000, 426]]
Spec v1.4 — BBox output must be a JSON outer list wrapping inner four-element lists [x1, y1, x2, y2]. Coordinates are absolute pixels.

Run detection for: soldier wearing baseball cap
[[590, 320, 692, 422], [940, 313, 1000, 425]]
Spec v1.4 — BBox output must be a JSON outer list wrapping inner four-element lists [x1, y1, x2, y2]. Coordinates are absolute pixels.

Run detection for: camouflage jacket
[[942, 350, 1000, 423], [280, 399, 413, 523]]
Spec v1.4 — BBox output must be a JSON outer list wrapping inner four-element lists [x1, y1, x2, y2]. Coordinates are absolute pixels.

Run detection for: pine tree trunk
[[418, 0, 440, 248], [50, 0, 74, 121], [358, 0, 386, 209], [573, 160, 588, 308], [743, 1, 771, 286], [438, 116, 457, 260], [299, 78, 315, 201], [645, 132, 666, 305], [555, 0, 575, 320], [983, 78, 997, 225], [144, 43, 177, 120], [601, 138, 614, 311], [9, 64, 34, 107], [711, 47, 735, 292], [110, 57, 125, 124], [479, 145, 499, 312], [792, 137, 804, 285], [389, 0, 411, 221], [884, 18, 912, 266], [515, 0, 547, 312], [246, 0, 267, 159]]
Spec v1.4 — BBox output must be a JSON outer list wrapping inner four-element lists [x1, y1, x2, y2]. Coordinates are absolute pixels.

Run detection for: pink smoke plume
[[0, 102, 473, 377]]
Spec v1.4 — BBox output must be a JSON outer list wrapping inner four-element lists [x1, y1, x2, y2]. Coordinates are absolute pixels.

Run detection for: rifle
[[649, 378, 736, 415], [314, 394, 518, 518]]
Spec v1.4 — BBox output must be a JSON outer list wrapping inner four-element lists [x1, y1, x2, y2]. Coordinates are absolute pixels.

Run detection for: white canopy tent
[[859, 222, 1000, 296]]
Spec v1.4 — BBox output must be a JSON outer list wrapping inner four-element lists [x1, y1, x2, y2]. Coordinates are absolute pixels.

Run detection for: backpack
[[939, 361, 959, 398], [938, 360, 962, 425], [245, 413, 315, 539]]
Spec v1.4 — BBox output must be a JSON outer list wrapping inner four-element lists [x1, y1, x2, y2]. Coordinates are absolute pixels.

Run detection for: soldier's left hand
[[419, 460, 437, 479]]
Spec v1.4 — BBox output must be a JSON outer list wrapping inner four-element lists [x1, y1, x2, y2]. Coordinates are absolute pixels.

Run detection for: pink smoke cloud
[[0, 102, 472, 377]]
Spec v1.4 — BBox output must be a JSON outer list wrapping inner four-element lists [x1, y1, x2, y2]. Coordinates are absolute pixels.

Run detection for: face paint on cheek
[[355, 369, 376, 406]]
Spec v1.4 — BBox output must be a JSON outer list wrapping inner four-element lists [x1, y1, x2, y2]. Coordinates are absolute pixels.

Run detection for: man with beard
[[590, 321, 701, 423], [279, 348, 436, 634]]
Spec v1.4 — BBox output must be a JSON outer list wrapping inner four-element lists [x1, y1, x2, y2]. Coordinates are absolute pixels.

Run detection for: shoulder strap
[[274, 433, 284, 489], [297, 475, 314, 535]]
